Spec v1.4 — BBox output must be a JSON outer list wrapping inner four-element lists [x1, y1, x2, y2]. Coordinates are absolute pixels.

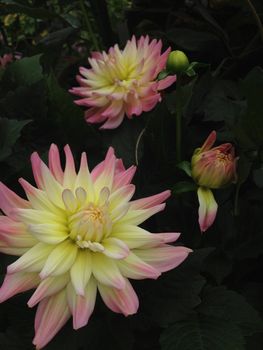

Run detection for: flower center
[[62, 187, 112, 251], [216, 150, 232, 164]]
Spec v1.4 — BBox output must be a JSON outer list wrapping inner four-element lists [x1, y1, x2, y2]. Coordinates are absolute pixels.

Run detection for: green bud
[[166, 50, 190, 74]]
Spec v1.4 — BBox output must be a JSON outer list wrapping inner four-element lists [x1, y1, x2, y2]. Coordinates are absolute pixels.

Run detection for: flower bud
[[166, 50, 190, 74], [191, 131, 238, 189]]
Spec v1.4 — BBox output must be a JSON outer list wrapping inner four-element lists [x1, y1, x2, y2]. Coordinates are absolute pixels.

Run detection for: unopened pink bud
[[191, 131, 238, 189]]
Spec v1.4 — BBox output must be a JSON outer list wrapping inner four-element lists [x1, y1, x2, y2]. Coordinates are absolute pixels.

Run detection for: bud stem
[[175, 74, 182, 163]]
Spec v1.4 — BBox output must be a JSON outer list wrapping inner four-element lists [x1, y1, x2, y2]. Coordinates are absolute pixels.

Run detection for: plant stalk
[[79, 0, 100, 51], [175, 74, 182, 163], [246, 0, 263, 43]]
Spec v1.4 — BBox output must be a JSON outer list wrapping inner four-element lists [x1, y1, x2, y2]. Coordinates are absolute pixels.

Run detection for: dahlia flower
[[69, 35, 176, 129], [0, 145, 191, 348], [191, 131, 238, 232], [0, 53, 13, 68]]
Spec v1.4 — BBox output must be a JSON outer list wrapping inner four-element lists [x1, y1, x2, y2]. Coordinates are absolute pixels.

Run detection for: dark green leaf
[[0, 118, 31, 162], [0, 1, 57, 19], [176, 161, 192, 177], [172, 181, 197, 194], [160, 314, 245, 350], [144, 249, 213, 326], [38, 27, 77, 48], [198, 286, 263, 336], [166, 28, 220, 52], [103, 118, 144, 167], [253, 167, 263, 188], [238, 67, 263, 146], [3, 55, 43, 87]]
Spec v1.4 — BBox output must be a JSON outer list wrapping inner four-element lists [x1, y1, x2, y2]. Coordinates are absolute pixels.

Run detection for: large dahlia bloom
[[69, 35, 177, 129], [0, 145, 191, 348]]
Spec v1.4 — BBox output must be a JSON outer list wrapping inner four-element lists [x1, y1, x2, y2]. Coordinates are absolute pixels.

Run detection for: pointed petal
[[28, 223, 68, 244], [92, 147, 116, 193], [0, 182, 30, 216], [48, 144, 64, 184], [111, 224, 181, 249], [67, 278, 97, 329], [102, 237, 130, 259], [7, 243, 54, 274], [197, 187, 218, 232], [0, 216, 37, 248], [157, 75, 176, 90], [19, 178, 62, 214], [63, 145, 77, 189], [13, 208, 66, 226], [40, 240, 78, 279], [112, 166, 136, 191], [33, 290, 71, 349], [200, 131, 216, 152], [119, 204, 166, 226], [117, 251, 160, 279], [70, 250, 92, 295], [129, 190, 170, 210], [40, 162, 64, 208], [98, 278, 139, 316], [92, 253, 126, 289], [109, 184, 135, 210], [31, 152, 44, 189], [75, 152, 95, 202], [134, 245, 192, 273], [28, 274, 69, 307], [0, 272, 39, 302]]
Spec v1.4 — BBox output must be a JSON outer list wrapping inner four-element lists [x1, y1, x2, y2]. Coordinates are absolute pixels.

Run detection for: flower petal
[[7, 242, 54, 274], [28, 274, 69, 307], [70, 250, 92, 296], [0, 272, 39, 302], [40, 240, 78, 279], [129, 190, 170, 210], [117, 251, 160, 279], [92, 253, 126, 289], [112, 224, 181, 249], [0, 216, 37, 248], [0, 181, 30, 216], [67, 277, 97, 329], [48, 143, 64, 184], [197, 187, 218, 232], [33, 289, 71, 349], [157, 75, 176, 90], [102, 237, 130, 259], [28, 223, 68, 244], [119, 204, 166, 226], [134, 245, 192, 273], [63, 145, 77, 189], [98, 278, 139, 316]]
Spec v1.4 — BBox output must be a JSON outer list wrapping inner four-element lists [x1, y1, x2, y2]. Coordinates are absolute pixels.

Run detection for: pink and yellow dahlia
[[0, 145, 191, 348], [69, 35, 177, 129]]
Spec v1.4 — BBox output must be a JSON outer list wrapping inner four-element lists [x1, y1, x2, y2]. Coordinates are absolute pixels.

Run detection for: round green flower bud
[[166, 50, 190, 74]]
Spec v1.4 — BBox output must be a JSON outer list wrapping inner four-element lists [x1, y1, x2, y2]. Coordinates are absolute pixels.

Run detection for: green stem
[[79, 0, 100, 51], [175, 74, 182, 163], [234, 184, 240, 216], [246, 0, 263, 43]]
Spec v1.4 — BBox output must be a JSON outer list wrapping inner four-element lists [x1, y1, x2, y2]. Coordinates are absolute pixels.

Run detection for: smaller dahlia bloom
[[69, 35, 176, 129], [0, 53, 13, 68], [191, 131, 238, 232], [0, 145, 191, 349]]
